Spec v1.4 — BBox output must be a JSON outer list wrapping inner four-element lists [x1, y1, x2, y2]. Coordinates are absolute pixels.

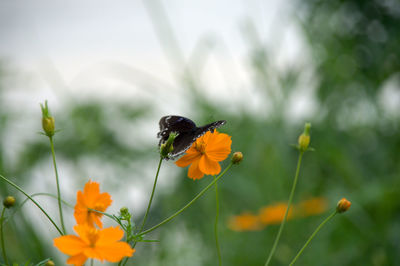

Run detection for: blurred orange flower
[[74, 180, 112, 228], [175, 131, 232, 180], [228, 213, 262, 232], [229, 197, 328, 231], [54, 224, 135, 265], [259, 202, 293, 225], [296, 197, 327, 217]]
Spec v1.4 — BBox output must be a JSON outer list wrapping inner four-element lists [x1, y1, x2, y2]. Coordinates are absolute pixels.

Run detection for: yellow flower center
[[195, 140, 207, 154], [86, 227, 100, 247]]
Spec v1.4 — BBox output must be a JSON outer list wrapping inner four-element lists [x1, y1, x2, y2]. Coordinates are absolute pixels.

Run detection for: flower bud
[[231, 151, 243, 164], [120, 207, 129, 216], [336, 198, 351, 213], [42, 117, 55, 137], [3, 196, 15, 208], [40, 101, 55, 137], [45, 260, 55, 266], [298, 122, 311, 152], [160, 132, 177, 158]]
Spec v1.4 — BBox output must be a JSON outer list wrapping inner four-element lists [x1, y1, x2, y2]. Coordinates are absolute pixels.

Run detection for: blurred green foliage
[[1, 0, 400, 265]]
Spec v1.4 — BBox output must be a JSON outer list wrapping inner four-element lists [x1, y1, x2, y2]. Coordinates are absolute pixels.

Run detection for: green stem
[[137, 163, 233, 237], [124, 157, 163, 265], [0, 208, 9, 266], [289, 211, 337, 265], [264, 152, 304, 266], [90, 258, 94, 266], [19, 193, 73, 209], [0, 174, 63, 235], [138, 157, 163, 233], [49, 137, 66, 234], [214, 176, 222, 266]]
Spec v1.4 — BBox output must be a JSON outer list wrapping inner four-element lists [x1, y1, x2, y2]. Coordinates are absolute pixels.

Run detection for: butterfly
[[157, 115, 226, 159]]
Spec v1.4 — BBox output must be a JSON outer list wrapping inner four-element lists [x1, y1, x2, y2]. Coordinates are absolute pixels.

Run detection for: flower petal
[[97, 226, 124, 245], [175, 152, 201, 168], [83, 247, 104, 261], [83, 181, 100, 205], [188, 159, 204, 180], [92, 213, 103, 228], [95, 243, 135, 262], [95, 192, 112, 210], [66, 253, 87, 266], [73, 225, 91, 244], [206, 133, 232, 161], [199, 155, 221, 175], [54, 235, 87, 256]]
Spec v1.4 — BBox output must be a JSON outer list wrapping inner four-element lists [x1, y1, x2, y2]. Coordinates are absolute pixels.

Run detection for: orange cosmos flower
[[74, 180, 112, 228], [228, 212, 262, 232], [54, 224, 135, 265], [259, 202, 294, 225], [175, 131, 232, 180], [296, 197, 327, 217]]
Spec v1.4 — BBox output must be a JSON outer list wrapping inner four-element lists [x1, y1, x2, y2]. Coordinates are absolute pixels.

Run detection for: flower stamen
[[195, 140, 207, 154]]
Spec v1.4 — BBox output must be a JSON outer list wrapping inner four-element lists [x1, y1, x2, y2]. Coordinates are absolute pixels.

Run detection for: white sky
[[0, 0, 316, 118]]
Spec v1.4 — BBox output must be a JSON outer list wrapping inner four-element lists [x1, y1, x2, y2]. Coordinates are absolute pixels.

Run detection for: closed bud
[[42, 117, 55, 137], [336, 198, 351, 213], [3, 196, 15, 208], [231, 151, 243, 164], [45, 260, 55, 266], [40, 101, 55, 137], [120, 207, 129, 216], [160, 132, 177, 159], [298, 122, 311, 152]]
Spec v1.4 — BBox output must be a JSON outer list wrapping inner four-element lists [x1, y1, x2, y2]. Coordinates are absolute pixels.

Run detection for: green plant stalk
[[119, 158, 163, 266], [265, 152, 304, 266], [0, 207, 9, 266], [289, 211, 337, 265], [49, 137, 66, 234], [0, 174, 63, 235], [137, 163, 233, 237], [214, 176, 222, 266], [19, 193, 74, 209], [138, 157, 163, 234]]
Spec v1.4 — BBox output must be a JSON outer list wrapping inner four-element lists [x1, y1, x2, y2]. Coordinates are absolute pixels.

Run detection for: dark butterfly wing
[[194, 120, 226, 137], [158, 115, 196, 145], [157, 115, 226, 159], [168, 120, 226, 158], [168, 131, 198, 158]]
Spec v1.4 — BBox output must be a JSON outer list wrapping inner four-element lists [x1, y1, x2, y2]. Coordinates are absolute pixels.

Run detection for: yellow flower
[[74, 180, 112, 228], [228, 213, 262, 231], [54, 225, 135, 265], [175, 131, 232, 180]]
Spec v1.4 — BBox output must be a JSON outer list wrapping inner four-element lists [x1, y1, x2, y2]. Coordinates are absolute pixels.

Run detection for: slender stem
[[139, 157, 163, 233], [0, 208, 9, 266], [137, 163, 233, 237], [19, 193, 73, 209], [90, 258, 94, 266], [214, 176, 222, 266], [0, 174, 63, 235], [123, 157, 163, 266], [264, 152, 304, 266], [49, 137, 66, 234], [289, 211, 337, 265]]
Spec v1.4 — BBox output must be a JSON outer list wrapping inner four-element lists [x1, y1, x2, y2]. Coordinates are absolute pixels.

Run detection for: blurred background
[[0, 0, 399, 265]]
